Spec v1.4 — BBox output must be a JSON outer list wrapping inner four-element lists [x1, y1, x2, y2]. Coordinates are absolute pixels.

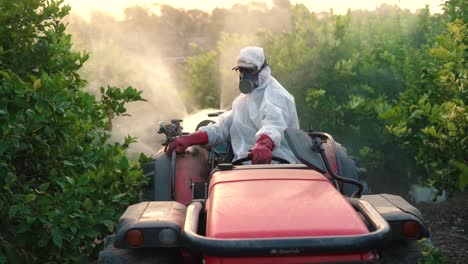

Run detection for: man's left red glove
[[166, 131, 209, 154], [248, 134, 275, 164]]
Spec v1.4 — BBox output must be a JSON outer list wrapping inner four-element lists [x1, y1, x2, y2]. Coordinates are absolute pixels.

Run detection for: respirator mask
[[237, 59, 268, 94]]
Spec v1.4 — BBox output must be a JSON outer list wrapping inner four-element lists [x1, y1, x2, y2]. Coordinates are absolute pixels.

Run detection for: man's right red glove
[[166, 131, 209, 154], [247, 134, 275, 164]]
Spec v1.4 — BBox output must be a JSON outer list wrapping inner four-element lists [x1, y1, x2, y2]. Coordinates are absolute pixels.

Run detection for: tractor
[[98, 113, 431, 264]]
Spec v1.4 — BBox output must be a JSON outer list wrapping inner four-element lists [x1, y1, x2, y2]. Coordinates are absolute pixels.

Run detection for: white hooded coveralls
[[200, 47, 300, 163]]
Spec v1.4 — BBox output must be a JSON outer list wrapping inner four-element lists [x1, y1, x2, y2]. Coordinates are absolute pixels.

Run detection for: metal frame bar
[[182, 199, 390, 256]]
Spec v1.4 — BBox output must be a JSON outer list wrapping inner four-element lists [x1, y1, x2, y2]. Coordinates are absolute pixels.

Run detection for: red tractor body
[[205, 168, 376, 263], [173, 149, 209, 204], [98, 122, 431, 264]]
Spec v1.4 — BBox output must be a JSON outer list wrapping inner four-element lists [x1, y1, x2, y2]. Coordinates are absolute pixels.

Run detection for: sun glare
[[65, 0, 445, 21]]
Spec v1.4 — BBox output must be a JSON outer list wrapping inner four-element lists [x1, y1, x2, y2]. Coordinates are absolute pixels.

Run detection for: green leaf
[[77, 175, 89, 186], [51, 228, 63, 248], [8, 205, 21, 219], [409, 109, 424, 120], [450, 160, 468, 190], [83, 198, 92, 210], [65, 176, 75, 185], [82, 228, 100, 238], [119, 157, 129, 169], [421, 126, 437, 137], [447, 122, 456, 132], [39, 183, 50, 192], [103, 220, 115, 232], [378, 108, 398, 120], [33, 79, 42, 89], [17, 223, 31, 234], [112, 193, 126, 202], [5, 172, 16, 185], [63, 160, 75, 166], [50, 168, 58, 177], [0, 70, 11, 79], [25, 194, 37, 203]]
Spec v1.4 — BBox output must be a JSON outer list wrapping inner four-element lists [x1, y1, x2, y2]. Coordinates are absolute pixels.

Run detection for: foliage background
[[68, 0, 466, 194], [0, 0, 466, 262]]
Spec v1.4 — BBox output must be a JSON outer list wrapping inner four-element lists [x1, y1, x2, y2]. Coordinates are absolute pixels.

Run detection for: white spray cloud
[[67, 11, 188, 157]]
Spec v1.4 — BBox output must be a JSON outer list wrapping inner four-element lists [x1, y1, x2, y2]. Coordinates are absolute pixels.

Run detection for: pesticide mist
[[65, 3, 291, 156], [67, 10, 189, 156]]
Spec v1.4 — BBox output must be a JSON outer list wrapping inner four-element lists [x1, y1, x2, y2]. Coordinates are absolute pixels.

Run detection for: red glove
[[166, 131, 209, 154], [248, 134, 275, 164]]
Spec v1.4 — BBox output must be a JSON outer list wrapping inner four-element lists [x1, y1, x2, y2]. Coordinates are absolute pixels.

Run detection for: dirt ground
[[416, 191, 468, 264]]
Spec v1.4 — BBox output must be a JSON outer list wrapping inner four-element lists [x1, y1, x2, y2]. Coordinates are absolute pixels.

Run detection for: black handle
[[309, 133, 364, 198], [231, 156, 290, 165]]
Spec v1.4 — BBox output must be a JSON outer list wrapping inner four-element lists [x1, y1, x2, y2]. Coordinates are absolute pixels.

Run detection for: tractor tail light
[[402, 220, 421, 239], [126, 229, 144, 247]]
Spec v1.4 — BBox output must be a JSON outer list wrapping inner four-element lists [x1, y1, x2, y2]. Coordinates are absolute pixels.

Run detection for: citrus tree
[[0, 0, 147, 262], [385, 19, 467, 193]]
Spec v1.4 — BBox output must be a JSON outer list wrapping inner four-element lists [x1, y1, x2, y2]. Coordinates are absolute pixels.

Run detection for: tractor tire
[[378, 239, 432, 264], [98, 235, 181, 264], [142, 152, 172, 201]]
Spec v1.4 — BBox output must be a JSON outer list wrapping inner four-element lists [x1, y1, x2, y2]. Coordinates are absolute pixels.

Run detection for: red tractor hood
[[206, 168, 369, 239]]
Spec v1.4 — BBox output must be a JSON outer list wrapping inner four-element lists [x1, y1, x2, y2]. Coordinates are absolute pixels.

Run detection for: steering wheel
[[232, 156, 290, 165], [195, 120, 215, 131]]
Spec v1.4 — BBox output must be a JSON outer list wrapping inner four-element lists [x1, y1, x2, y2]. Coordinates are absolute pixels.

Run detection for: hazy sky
[[66, 0, 446, 20]]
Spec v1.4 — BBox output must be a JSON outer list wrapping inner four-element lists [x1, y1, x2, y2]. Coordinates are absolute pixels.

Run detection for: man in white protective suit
[[167, 46, 300, 164]]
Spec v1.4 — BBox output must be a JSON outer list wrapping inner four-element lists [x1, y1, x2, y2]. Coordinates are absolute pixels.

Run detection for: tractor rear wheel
[[142, 152, 172, 201], [379, 239, 433, 264]]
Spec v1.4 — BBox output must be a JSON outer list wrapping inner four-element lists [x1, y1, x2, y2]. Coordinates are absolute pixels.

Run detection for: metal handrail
[[182, 200, 390, 256]]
